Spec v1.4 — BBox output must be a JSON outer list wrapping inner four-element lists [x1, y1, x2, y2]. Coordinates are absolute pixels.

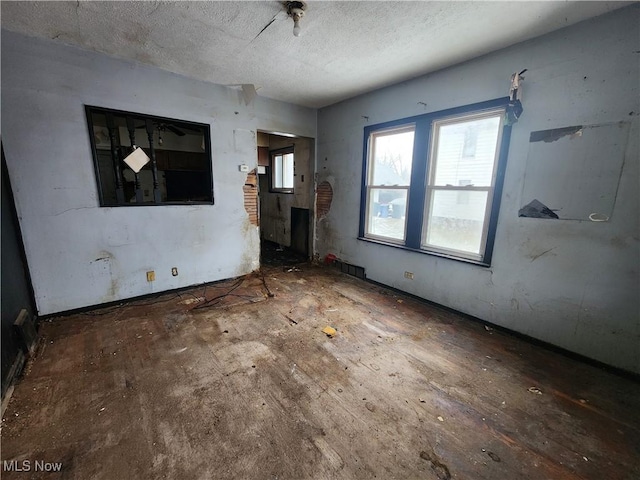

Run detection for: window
[[359, 99, 512, 265], [85, 106, 213, 206], [270, 146, 294, 193], [364, 126, 414, 243], [423, 111, 504, 259]]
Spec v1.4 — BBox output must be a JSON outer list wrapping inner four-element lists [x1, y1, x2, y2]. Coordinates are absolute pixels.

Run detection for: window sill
[[357, 236, 491, 267]]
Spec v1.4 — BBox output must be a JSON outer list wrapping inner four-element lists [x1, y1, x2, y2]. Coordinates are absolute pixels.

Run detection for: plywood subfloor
[[2, 265, 639, 479]]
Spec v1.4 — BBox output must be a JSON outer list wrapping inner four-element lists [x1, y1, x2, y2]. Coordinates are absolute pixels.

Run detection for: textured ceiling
[[1, 1, 630, 108]]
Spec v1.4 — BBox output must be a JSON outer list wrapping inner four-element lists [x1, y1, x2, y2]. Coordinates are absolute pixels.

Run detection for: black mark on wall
[[530, 126, 583, 143], [519, 199, 559, 219]]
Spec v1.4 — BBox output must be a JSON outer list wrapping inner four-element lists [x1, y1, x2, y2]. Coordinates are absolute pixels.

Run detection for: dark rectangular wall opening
[[290, 207, 310, 257]]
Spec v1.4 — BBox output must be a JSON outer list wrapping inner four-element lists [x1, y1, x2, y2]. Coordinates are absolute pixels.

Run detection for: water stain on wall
[[91, 250, 119, 301]]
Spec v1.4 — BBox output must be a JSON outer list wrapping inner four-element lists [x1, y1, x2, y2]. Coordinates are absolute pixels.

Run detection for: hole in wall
[[243, 169, 259, 226], [316, 181, 333, 219]]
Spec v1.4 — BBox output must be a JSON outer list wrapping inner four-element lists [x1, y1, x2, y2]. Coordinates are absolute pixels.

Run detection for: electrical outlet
[[404, 271, 414, 280], [146, 271, 155, 282], [171, 267, 178, 277]]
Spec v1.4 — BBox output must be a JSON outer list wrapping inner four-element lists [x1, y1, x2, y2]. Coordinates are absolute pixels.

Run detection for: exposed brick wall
[[243, 170, 259, 226], [316, 181, 333, 219]]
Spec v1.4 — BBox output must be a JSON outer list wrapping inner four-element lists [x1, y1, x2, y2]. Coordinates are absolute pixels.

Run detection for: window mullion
[[405, 118, 431, 249]]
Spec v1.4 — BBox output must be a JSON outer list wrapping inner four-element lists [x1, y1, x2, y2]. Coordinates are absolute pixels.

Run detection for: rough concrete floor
[[1, 265, 639, 479]]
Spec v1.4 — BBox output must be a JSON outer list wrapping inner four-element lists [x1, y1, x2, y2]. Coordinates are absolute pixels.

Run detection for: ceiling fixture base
[[285, 1, 307, 37]]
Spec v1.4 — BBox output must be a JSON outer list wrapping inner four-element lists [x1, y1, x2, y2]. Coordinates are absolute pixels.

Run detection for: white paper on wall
[[123, 147, 150, 173]]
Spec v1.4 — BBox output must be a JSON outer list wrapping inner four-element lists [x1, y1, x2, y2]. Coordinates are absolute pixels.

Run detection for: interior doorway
[[256, 131, 314, 267]]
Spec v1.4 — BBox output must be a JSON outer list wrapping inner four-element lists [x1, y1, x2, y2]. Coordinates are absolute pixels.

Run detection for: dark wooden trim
[[1, 351, 25, 402]]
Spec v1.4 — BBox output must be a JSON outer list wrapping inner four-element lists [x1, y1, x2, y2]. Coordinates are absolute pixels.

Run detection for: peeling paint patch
[[243, 169, 259, 226], [316, 181, 333, 219], [519, 199, 558, 219], [530, 126, 583, 143]]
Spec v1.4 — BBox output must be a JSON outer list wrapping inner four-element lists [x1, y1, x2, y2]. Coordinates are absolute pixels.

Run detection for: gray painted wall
[[316, 7, 640, 373], [1, 30, 316, 315]]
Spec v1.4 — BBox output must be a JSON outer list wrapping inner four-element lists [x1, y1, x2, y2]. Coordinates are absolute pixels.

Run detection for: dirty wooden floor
[[2, 265, 639, 480]]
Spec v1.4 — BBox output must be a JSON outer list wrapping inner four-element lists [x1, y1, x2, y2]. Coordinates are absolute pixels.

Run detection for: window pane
[[367, 188, 408, 241], [432, 115, 501, 187], [283, 153, 294, 189], [424, 190, 489, 255], [87, 107, 212, 205], [273, 155, 282, 188], [371, 129, 414, 186]]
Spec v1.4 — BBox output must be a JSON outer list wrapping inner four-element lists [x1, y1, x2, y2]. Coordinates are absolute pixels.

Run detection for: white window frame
[[421, 109, 505, 261], [270, 146, 294, 193], [363, 125, 415, 244]]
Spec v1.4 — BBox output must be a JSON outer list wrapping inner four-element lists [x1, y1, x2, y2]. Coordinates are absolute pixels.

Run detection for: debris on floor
[[3, 264, 639, 479], [419, 450, 452, 480], [322, 326, 337, 338], [487, 451, 501, 462], [528, 387, 543, 395], [324, 253, 337, 265], [178, 296, 204, 305]]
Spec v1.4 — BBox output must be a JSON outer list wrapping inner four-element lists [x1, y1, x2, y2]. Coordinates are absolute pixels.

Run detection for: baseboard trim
[[1, 351, 25, 413], [361, 276, 640, 382]]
